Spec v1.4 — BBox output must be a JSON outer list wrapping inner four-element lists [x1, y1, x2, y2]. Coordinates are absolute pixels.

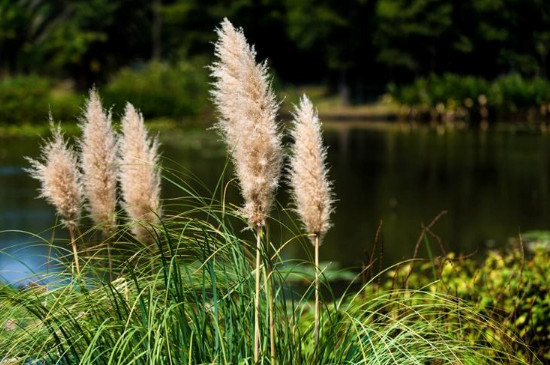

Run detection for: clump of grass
[[0, 204, 528, 364], [288, 95, 334, 345]]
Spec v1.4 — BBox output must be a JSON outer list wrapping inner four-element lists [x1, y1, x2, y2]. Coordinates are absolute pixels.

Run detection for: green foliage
[[103, 62, 210, 119], [390, 74, 489, 109], [375, 0, 453, 71], [388, 242, 550, 362], [3, 0, 550, 99], [0, 75, 81, 124], [0, 0, 151, 81], [391, 73, 550, 118], [0, 62, 210, 125], [490, 74, 550, 113]]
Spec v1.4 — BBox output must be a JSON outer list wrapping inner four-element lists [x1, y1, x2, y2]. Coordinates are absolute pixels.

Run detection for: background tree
[[2, 0, 550, 101]]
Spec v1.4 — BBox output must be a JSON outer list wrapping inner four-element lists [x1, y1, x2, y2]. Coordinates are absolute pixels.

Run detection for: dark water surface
[[1, 122, 550, 283]]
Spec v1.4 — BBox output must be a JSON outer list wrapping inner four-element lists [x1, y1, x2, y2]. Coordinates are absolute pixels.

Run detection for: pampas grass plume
[[211, 18, 282, 227], [289, 95, 334, 240], [26, 119, 83, 274], [288, 95, 335, 346], [79, 89, 118, 233], [211, 19, 283, 362], [26, 120, 83, 229], [118, 103, 161, 242]]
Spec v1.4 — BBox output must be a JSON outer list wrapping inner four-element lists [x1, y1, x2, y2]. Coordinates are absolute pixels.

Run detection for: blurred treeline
[[1, 0, 550, 121]]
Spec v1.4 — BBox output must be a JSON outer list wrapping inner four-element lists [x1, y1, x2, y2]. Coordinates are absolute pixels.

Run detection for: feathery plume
[[79, 89, 118, 234], [289, 95, 334, 240], [288, 95, 334, 345], [211, 18, 282, 227], [26, 122, 83, 229], [26, 120, 83, 273], [118, 103, 161, 242]]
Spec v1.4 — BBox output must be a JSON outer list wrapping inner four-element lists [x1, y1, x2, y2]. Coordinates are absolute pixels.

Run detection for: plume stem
[[314, 234, 320, 345], [254, 226, 262, 363], [69, 227, 80, 276], [107, 241, 113, 281], [262, 244, 276, 364], [269, 267, 276, 364]]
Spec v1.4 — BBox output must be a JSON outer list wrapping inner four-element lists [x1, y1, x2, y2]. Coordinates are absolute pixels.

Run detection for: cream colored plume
[[118, 103, 161, 242], [289, 95, 334, 240], [26, 121, 83, 229], [211, 18, 282, 227], [79, 89, 118, 233]]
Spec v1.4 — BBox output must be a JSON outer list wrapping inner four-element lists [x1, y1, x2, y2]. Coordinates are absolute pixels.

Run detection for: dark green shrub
[[489, 74, 550, 112], [391, 73, 489, 110], [103, 61, 210, 119], [0, 75, 51, 124], [0, 75, 81, 124], [387, 243, 550, 362], [390, 73, 550, 119]]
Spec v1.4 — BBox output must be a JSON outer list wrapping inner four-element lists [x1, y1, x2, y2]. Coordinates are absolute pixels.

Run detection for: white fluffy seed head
[[26, 121, 83, 229], [79, 89, 118, 234], [211, 18, 283, 227], [118, 103, 161, 243], [288, 95, 334, 242]]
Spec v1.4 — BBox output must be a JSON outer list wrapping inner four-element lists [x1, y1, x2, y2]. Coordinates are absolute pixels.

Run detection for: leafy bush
[[390, 74, 489, 110], [0, 75, 80, 124], [391, 73, 550, 119], [490, 74, 550, 112], [103, 61, 210, 119], [387, 241, 550, 362]]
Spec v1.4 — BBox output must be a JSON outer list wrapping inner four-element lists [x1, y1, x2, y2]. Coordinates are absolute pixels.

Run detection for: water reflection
[[1, 123, 550, 283]]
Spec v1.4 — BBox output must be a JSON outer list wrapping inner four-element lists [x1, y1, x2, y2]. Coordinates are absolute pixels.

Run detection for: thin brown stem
[[405, 210, 447, 289], [68, 227, 80, 276], [254, 226, 262, 363], [314, 234, 320, 345]]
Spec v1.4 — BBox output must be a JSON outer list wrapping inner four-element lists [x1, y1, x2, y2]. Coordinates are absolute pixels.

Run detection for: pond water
[[1, 122, 550, 283]]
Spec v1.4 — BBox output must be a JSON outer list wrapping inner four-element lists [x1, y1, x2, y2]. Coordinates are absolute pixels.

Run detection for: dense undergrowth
[[390, 238, 550, 363]]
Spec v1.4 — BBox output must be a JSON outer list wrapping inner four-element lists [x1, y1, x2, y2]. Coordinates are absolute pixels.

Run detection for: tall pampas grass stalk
[[211, 18, 282, 363], [118, 103, 161, 243], [79, 89, 118, 277], [288, 95, 334, 345], [26, 120, 83, 274]]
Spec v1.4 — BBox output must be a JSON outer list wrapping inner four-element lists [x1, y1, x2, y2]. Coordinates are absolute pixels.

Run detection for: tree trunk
[[339, 70, 350, 107], [152, 0, 162, 60]]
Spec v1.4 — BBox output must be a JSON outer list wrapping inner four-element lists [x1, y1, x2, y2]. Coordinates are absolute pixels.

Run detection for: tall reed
[[211, 18, 282, 363], [288, 95, 334, 345], [26, 120, 83, 274], [79, 89, 118, 278], [118, 103, 161, 243]]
